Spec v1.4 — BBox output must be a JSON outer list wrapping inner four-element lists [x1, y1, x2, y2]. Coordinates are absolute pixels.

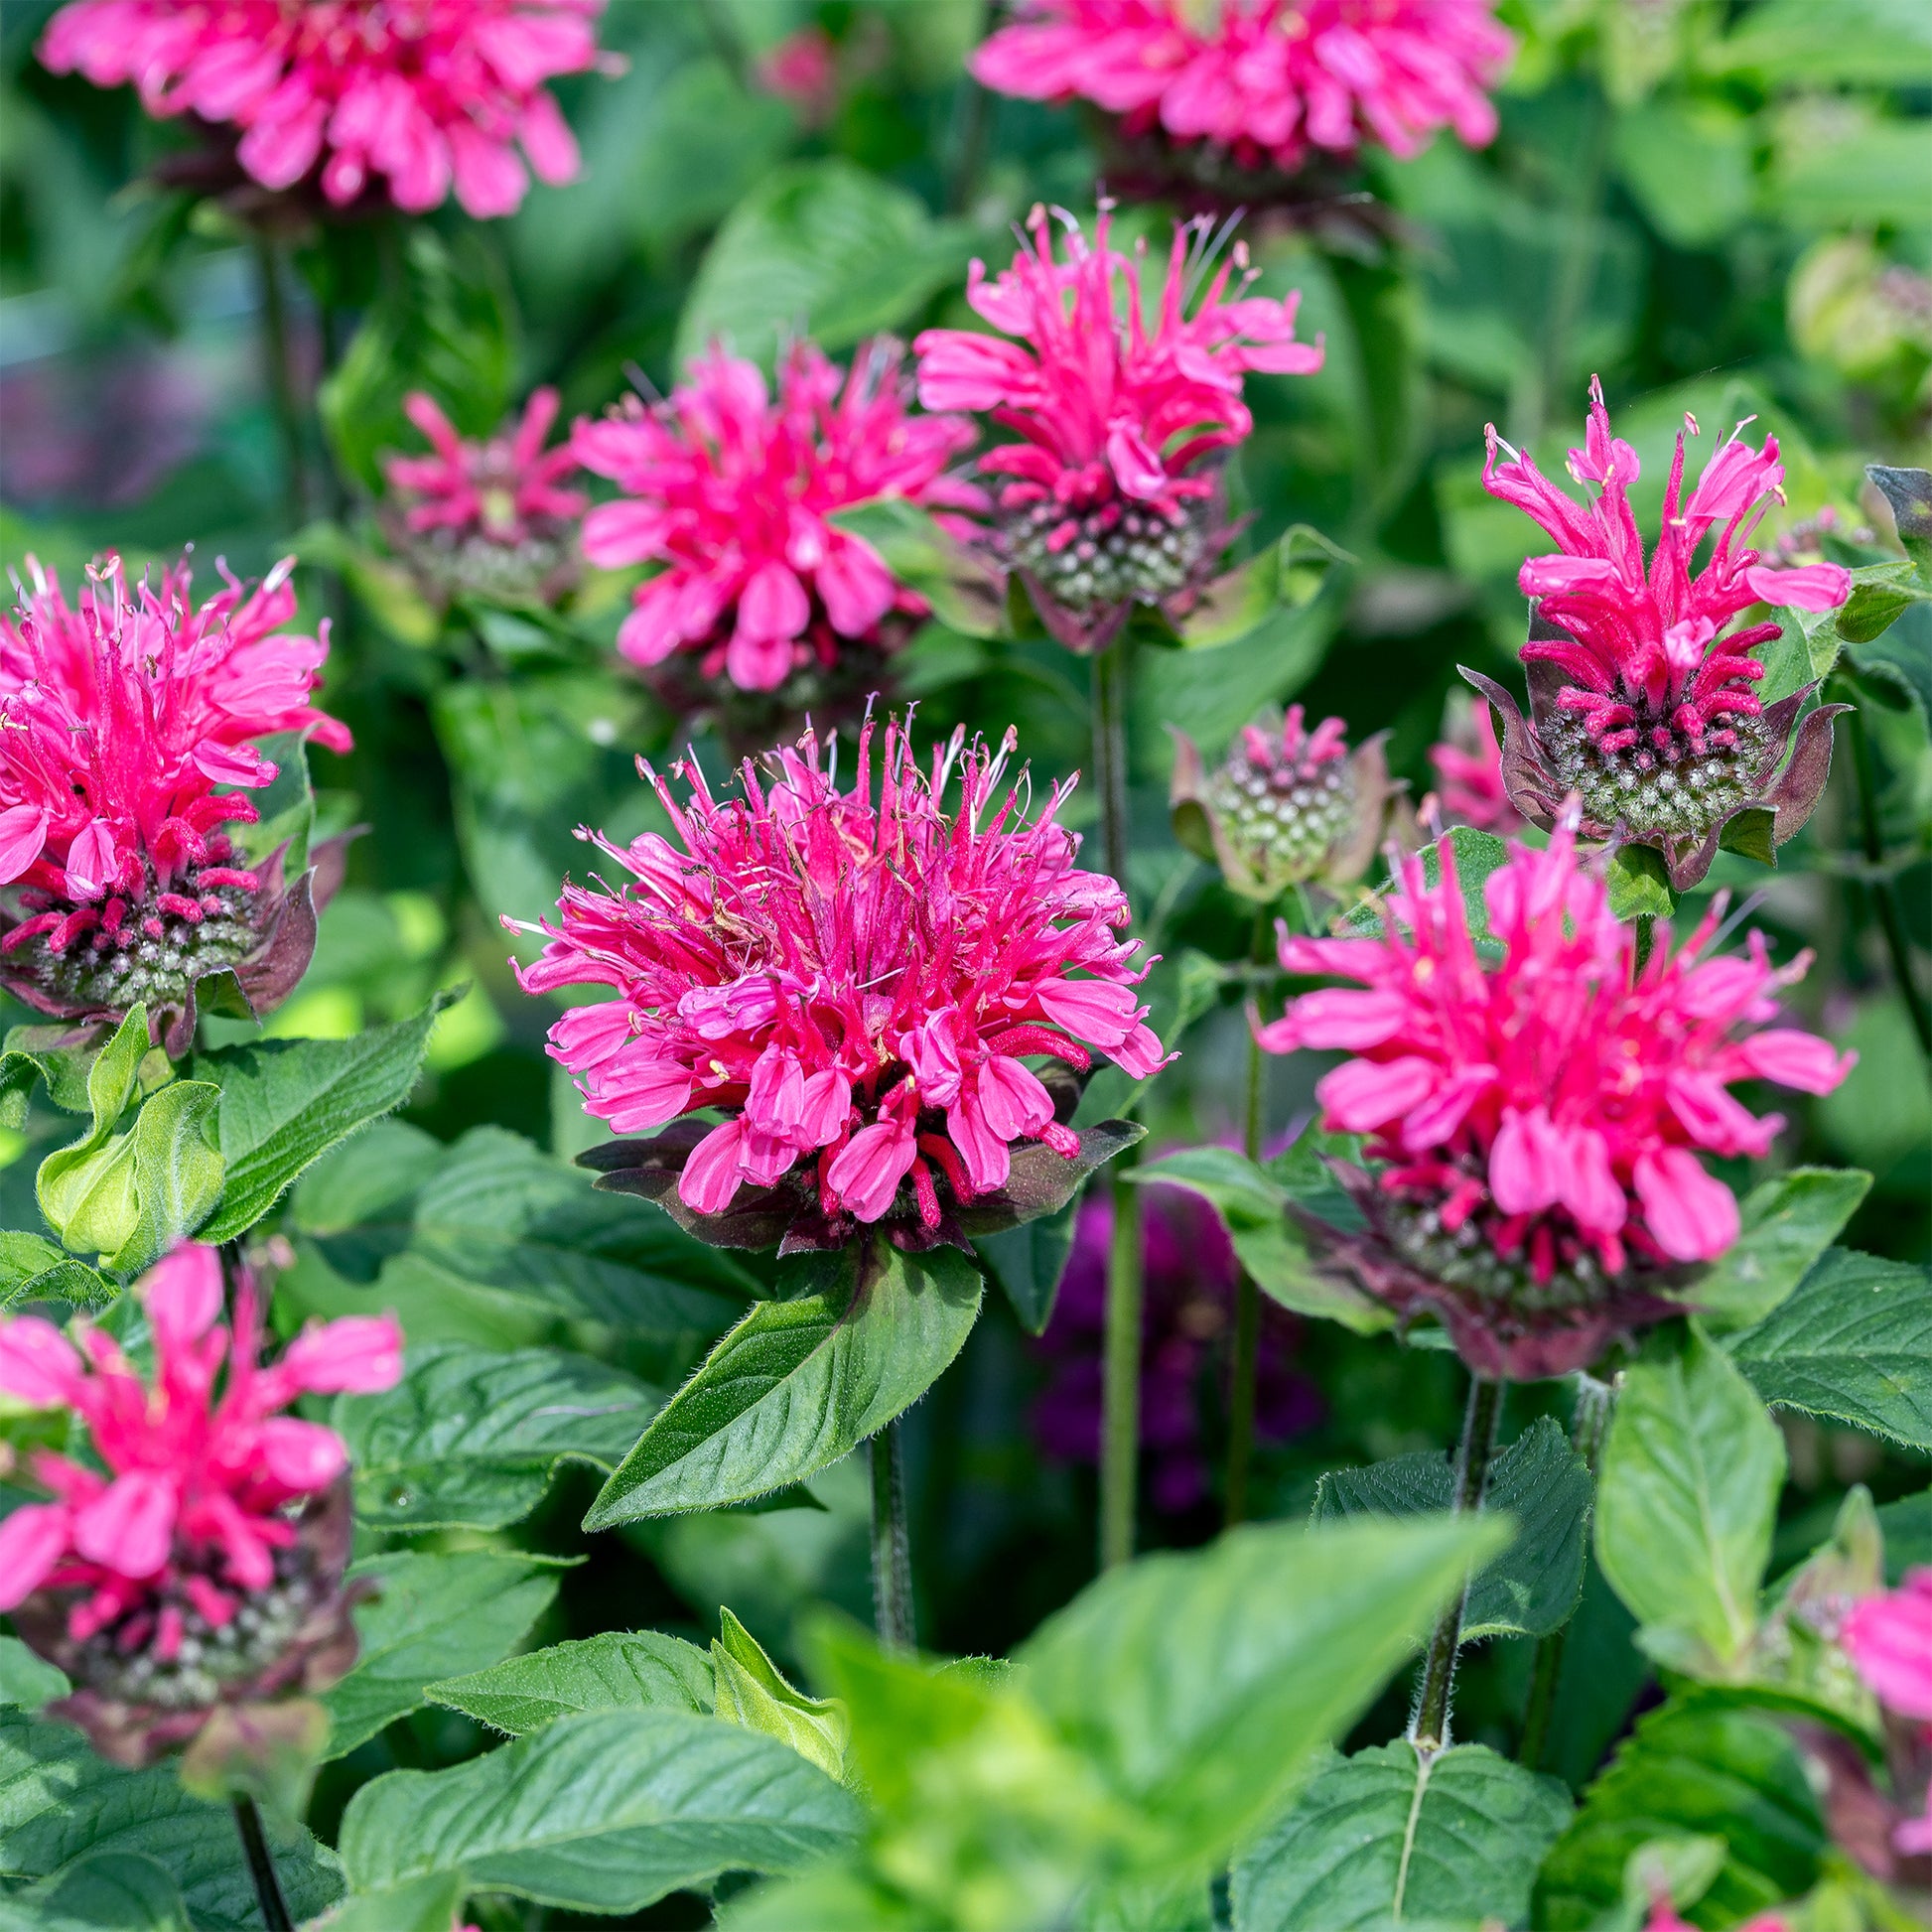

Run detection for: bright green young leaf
[[0, 1231, 114, 1311], [1690, 1170, 1873, 1331], [0, 1708, 342, 1932], [584, 1241, 982, 1524], [974, 1197, 1077, 1335], [196, 998, 445, 1243], [827, 498, 1007, 640], [0, 1019, 117, 1126], [337, 1708, 862, 1913], [1313, 1415, 1592, 1641], [716, 1866, 918, 1932], [1131, 1146, 1390, 1333], [301, 1871, 467, 1932], [1594, 1332, 1786, 1670], [331, 1343, 661, 1533], [0, 1637, 69, 1713], [322, 1551, 559, 1759], [1604, 845, 1675, 923], [713, 1606, 852, 1783], [428, 1630, 716, 1736], [673, 158, 975, 371], [1533, 1692, 1827, 1930], [1725, 1247, 1932, 1449], [1230, 1741, 1572, 1932], [1016, 1515, 1509, 1881]]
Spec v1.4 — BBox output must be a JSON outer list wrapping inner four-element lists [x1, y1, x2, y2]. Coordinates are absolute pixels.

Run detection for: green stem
[[232, 1796, 293, 1932], [253, 238, 309, 533], [870, 1419, 914, 1651], [1411, 1375, 1504, 1753], [1091, 640, 1133, 893], [1518, 1373, 1613, 1769], [1224, 906, 1274, 1528], [945, 73, 991, 215], [1841, 694, 1932, 1065]]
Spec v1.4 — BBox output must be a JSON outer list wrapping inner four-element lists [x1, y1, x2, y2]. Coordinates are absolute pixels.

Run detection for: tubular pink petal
[[1634, 1149, 1739, 1263]]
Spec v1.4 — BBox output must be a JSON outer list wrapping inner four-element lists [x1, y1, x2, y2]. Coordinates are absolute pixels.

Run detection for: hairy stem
[[1842, 693, 1932, 1065], [253, 239, 309, 533], [1411, 1375, 1504, 1753], [233, 1796, 293, 1932], [1518, 1372, 1614, 1769], [870, 1419, 914, 1651], [1224, 906, 1273, 1527]]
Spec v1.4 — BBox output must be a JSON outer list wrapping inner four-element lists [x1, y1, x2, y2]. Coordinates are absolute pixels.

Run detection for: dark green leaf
[[1689, 1169, 1872, 1331], [1877, 1487, 1931, 1584], [332, 1343, 660, 1532], [1017, 1516, 1509, 1881], [428, 1630, 716, 1736], [322, 1551, 558, 1759], [1594, 1332, 1785, 1670], [1230, 1741, 1572, 1931], [1533, 1693, 1827, 1930], [583, 1241, 982, 1523], [0, 1708, 342, 1932], [301, 1872, 468, 1932], [1313, 1416, 1592, 1641], [1867, 464, 1932, 577], [974, 1198, 1077, 1336], [337, 1708, 862, 1912], [0, 1232, 114, 1312], [291, 1118, 446, 1282], [0, 1852, 191, 1932], [1725, 1247, 1932, 1449]]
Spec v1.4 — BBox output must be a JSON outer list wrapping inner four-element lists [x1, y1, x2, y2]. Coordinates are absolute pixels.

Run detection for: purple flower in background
[[1034, 1180, 1318, 1513]]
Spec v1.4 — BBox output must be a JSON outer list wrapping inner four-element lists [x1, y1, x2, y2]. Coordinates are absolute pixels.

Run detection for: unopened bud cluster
[[1202, 716, 1358, 888], [1001, 495, 1209, 613], [1543, 704, 1774, 843]]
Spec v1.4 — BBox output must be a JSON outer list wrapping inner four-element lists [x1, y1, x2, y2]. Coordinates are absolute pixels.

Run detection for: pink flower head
[[0, 553, 350, 1051], [513, 713, 1170, 1249], [754, 25, 837, 124], [1840, 1571, 1932, 1863], [1427, 695, 1522, 836], [0, 1243, 400, 1759], [1257, 816, 1853, 1378], [40, 0, 605, 219], [575, 342, 981, 703], [970, 1, 1514, 176], [913, 204, 1321, 646], [1468, 378, 1854, 889]]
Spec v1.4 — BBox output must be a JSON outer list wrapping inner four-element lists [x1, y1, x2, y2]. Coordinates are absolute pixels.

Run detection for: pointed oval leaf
[[427, 1630, 716, 1736], [1691, 1170, 1873, 1332]]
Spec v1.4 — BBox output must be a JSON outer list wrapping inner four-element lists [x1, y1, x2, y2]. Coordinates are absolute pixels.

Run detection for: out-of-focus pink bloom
[[1427, 695, 1521, 836], [0, 1243, 400, 1764], [1643, 1902, 1786, 1932], [0, 553, 350, 1051], [913, 205, 1321, 647], [386, 388, 586, 548], [39, 0, 605, 219], [1468, 377, 1854, 890], [575, 343, 980, 700], [1843, 1569, 1932, 1858], [513, 714, 1170, 1248], [971, 1, 1514, 173], [1257, 816, 1853, 1378], [754, 25, 837, 124], [1034, 1179, 1318, 1512]]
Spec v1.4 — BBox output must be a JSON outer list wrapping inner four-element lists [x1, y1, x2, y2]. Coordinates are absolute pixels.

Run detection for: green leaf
[[301, 1872, 467, 1932], [1688, 1169, 1872, 1331], [1594, 1331, 1786, 1670], [1533, 1692, 1827, 1930], [1016, 1515, 1510, 1881], [0, 1022, 111, 1126], [331, 1343, 660, 1533], [319, 227, 513, 493], [1230, 1741, 1572, 1932], [1130, 1146, 1390, 1334], [1724, 1247, 1932, 1449], [583, 1241, 982, 1524], [674, 159, 975, 370], [322, 1551, 558, 1760], [1877, 1487, 1931, 1583], [0, 1232, 114, 1312], [1604, 845, 1675, 923], [827, 498, 1007, 640], [292, 1119, 446, 1282], [0, 1708, 342, 1932], [196, 999, 445, 1243], [713, 1607, 852, 1783], [1312, 1416, 1592, 1641], [1344, 828, 1511, 954], [1868, 465, 1932, 578], [337, 1708, 862, 1912], [973, 1198, 1077, 1335], [427, 1630, 716, 1736], [0, 1853, 191, 1932], [0, 1638, 68, 1713]]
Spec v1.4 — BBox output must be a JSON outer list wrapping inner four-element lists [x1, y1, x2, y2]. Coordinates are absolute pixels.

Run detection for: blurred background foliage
[[2, 0, 1928, 1868]]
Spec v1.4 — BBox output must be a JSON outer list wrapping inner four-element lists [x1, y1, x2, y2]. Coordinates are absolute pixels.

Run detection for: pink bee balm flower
[[1255, 817, 1853, 1379], [0, 553, 351, 1055], [39, 0, 605, 219], [1466, 377, 1854, 891], [382, 387, 587, 604], [575, 342, 981, 711], [1843, 1570, 1932, 1859], [1427, 694, 1523, 836], [913, 205, 1322, 652], [513, 713, 1167, 1252], [0, 1243, 401, 1767], [754, 25, 838, 124], [970, 1, 1514, 180]]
